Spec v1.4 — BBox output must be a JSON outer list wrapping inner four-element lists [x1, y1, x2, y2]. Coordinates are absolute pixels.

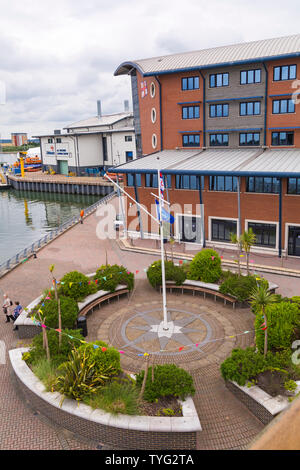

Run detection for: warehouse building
[[111, 34, 300, 258], [36, 101, 136, 175]]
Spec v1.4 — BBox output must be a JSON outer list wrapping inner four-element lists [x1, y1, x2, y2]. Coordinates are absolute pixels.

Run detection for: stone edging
[[9, 348, 201, 449], [226, 380, 300, 425]]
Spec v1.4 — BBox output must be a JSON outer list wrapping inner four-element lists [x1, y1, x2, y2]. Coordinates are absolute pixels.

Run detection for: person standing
[[12, 301, 22, 331], [2, 294, 14, 323]]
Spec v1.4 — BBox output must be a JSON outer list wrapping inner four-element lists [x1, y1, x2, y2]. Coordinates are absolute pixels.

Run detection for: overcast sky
[[0, 0, 299, 139]]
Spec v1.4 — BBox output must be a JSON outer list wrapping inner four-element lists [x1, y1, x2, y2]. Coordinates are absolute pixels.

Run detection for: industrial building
[[36, 101, 136, 175], [111, 33, 300, 258]]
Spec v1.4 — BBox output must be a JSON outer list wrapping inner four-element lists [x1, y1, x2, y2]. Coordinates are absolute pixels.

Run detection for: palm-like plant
[[240, 229, 256, 275], [250, 284, 277, 357]]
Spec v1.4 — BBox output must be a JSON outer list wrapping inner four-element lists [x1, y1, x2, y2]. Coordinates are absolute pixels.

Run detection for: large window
[[209, 176, 237, 191], [209, 73, 229, 88], [175, 174, 199, 190], [248, 222, 276, 248], [209, 103, 229, 118], [246, 177, 280, 193], [239, 132, 260, 146], [272, 99, 295, 114], [240, 69, 261, 84], [287, 178, 300, 194], [209, 133, 229, 146], [273, 65, 297, 81], [182, 105, 200, 119], [182, 134, 200, 147], [126, 174, 141, 187], [181, 76, 200, 90], [211, 219, 237, 242], [240, 101, 261, 116], [271, 131, 294, 146]]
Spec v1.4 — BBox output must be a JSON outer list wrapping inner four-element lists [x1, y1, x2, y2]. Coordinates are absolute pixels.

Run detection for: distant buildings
[[35, 101, 136, 175], [11, 133, 28, 146]]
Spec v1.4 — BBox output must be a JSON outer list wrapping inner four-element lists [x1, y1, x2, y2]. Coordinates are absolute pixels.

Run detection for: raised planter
[[10, 348, 201, 450], [226, 379, 300, 425]]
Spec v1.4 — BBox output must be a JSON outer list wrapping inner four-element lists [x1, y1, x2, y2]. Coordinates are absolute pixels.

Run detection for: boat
[[13, 148, 42, 172]]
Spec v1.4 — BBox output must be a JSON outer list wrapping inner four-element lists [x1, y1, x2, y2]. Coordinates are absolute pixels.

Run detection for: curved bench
[[78, 286, 130, 317], [160, 280, 238, 309]]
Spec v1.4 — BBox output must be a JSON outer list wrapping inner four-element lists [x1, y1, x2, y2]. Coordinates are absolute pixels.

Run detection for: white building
[[36, 103, 136, 175]]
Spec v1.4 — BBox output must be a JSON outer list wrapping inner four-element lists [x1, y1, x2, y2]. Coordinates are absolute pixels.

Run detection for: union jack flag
[[141, 80, 148, 98], [159, 172, 165, 202]]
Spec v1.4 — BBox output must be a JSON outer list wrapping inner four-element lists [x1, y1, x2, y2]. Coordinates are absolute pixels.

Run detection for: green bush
[[136, 364, 195, 402], [85, 379, 140, 415], [187, 249, 222, 283], [94, 265, 134, 292], [78, 340, 121, 377], [254, 302, 299, 353], [147, 260, 186, 288], [25, 329, 84, 367], [219, 273, 269, 303], [59, 271, 97, 301], [33, 296, 79, 329]]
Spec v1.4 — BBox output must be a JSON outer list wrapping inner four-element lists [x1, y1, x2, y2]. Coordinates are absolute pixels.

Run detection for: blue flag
[[155, 199, 174, 224]]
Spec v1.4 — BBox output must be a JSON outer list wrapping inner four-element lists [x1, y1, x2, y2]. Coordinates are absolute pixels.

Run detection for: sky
[[0, 0, 299, 139]]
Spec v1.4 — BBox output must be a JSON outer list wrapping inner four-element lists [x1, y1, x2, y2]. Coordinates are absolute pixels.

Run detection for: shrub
[[187, 249, 222, 283], [254, 302, 299, 353], [147, 260, 186, 288], [25, 328, 84, 367], [78, 340, 121, 377], [85, 379, 140, 415], [34, 296, 79, 329], [136, 364, 195, 402], [94, 265, 134, 292], [54, 348, 112, 403], [219, 273, 269, 303], [59, 271, 97, 301]]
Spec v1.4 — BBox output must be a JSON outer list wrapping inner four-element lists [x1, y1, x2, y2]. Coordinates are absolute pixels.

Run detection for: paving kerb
[[0, 194, 294, 449]]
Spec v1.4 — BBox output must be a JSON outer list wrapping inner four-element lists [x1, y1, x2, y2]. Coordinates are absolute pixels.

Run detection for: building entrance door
[[288, 226, 300, 256], [59, 160, 68, 175]]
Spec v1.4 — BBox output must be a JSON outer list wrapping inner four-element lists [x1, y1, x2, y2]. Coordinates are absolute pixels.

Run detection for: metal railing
[[0, 190, 116, 277]]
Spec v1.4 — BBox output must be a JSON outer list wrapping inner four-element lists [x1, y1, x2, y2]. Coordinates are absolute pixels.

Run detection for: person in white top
[[2, 294, 14, 323]]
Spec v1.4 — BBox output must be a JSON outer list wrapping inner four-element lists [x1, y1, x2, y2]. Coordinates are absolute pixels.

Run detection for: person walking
[[12, 301, 22, 331], [2, 294, 14, 323]]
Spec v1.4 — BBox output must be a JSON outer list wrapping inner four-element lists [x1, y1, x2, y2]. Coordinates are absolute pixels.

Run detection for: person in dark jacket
[[12, 301, 22, 331]]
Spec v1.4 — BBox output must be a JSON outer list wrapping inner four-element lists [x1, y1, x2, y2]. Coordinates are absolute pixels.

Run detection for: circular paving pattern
[[98, 299, 238, 371]]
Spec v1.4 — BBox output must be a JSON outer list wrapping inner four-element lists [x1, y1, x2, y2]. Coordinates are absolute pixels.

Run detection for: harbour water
[[0, 188, 100, 265], [0, 152, 18, 165]]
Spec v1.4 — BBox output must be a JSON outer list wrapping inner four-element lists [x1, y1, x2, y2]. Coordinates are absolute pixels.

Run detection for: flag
[[155, 199, 174, 224], [141, 80, 148, 98]]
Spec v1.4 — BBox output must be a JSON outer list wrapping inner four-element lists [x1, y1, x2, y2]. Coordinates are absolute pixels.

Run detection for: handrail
[[0, 190, 116, 277]]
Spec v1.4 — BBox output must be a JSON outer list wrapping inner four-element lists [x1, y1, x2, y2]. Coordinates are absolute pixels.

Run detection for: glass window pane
[[210, 105, 215, 117], [182, 78, 187, 90], [273, 100, 280, 114], [224, 104, 229, 116], [136, 174, 142, 187], [248, 70, 254, 84], [254, 133, 260, 145], [127, 174, 134, 186], [288, 99, 295, 113], [209, 176, 214, 190], [223, 134, 229, 145], [195, 135, 200, 145], [210, 75, 215, 87], [182, 107, 188, 119], [217, 104, 222, 116], [247, 133, 253, 144], [175, 175, 180, 188], [210, 134, 216, 145], [190, 175, 197, 190], [287, 132, 294, 145], [240, 133, 246, 145], [223, 73, 229, 86], [194, 76, 200, 89], [225, 176, 232, 191], [282, 66, 289, 80], [232, 177, 238, 192], [212, 222, 219, 239], [216, 134, 222, 145], [255, 69, 261, 83], [216, 74, 222, 87], [194, 106, 200, 118], [290, 65, 297, 79], [183, 135, 188, 146], [188, 107, 194, 118], [240, 103, 246, 115], [256, 177, 263, 192], [272, 132, 278, 145], [280, 132, 287, 145], [241, 71, 247, 84], [247, 177, 254, 192], [281, 100, 287, 113], [274, 67, 280, 81], [288, 178, 297, 194], [188, 135, 194, 144], [188, 77, 194, 89], [254, 102, 260, 115], [217, 176, 225, 191], [264, 177, 272, 193]]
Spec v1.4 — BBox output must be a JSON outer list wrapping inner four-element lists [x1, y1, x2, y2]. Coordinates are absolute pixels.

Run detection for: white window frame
[[285, 223, 300, 257], [245, 219, 279, 252], [175, 213, 203, 246], [208, 216, 239, 247]]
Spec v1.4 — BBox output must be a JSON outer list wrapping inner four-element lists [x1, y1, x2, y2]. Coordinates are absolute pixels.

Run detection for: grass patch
[[31, 359, 58, 392]]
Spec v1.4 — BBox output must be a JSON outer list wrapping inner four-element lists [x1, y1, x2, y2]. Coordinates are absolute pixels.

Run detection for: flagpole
[[157, 162, 169, 331]]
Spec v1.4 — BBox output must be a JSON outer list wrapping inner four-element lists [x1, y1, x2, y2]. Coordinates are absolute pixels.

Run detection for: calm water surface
[[0, 189, 100, 265]]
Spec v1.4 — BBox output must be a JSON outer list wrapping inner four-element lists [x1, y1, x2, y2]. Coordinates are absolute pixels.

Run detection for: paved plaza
[[0, 196, 298, 450]]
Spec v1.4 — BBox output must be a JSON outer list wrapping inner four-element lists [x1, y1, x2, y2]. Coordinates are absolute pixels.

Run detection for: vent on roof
[[97, 100, 102, 119]]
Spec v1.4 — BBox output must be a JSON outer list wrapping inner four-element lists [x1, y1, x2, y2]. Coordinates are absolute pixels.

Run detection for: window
[[209, 73, 229, 88], [271, 131, 294, 146], [239, 132, 260, 146], [152, 133, 157, 149], [56, 138, 61, 143], [182, 105, 200, 119], [182, 134, 200, 147], [240, 69, 261, 84], [125, 135, 132, 142], [287, 178, 300, 194], [273, 65, 297, 81], [272, 99, 295, 114], [175, 175, 199, 190], [246, 177, 280, 193], [48, 138, 53, 143], [211, 219, 237, 242], [209, 176, 237, 191], [248, 222, 276, 248], [209, 133, 229, 146], [181, 76, 200, 91], [240, 101, 261, 116], [125, 151, 133, 162], [151, 108, 157, 123], [150, 82, 156, 98], [145, 173, 158, 188], [209, 103, 229, 118], [126, 174, 141, 187]]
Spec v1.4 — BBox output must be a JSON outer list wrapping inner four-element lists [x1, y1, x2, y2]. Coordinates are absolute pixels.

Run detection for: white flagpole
[[157, 165, 169, 331]]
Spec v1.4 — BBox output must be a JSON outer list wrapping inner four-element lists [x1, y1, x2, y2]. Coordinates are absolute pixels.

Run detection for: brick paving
[[1, 194, 296, 449]]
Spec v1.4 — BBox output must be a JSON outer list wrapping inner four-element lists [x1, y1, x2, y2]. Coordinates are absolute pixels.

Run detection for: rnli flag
[[155, 199, 174, 224]]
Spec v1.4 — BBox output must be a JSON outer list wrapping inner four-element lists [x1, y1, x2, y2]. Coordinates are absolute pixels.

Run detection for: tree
[[250, 284, 277, 358], [230, 232, 242, 276], [240, 228, 256, 275]]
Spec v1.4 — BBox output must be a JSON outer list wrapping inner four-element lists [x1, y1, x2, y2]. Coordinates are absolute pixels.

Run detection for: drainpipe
[[263, 62, 268, 147], [199, 71, 206, 147], [198, 175, 206, 247], [154, 75, 163, 150], [237, 176, 241, 238], [279, 178, 282, 258]]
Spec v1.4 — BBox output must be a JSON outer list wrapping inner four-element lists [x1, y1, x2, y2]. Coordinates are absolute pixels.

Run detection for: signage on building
[[45, 142, 71, 158]]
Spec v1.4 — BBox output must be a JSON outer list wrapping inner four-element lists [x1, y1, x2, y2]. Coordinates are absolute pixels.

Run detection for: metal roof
[[64, 112, 133, 129], [110, 148, 300, 177], [115, 34, 300, 77]]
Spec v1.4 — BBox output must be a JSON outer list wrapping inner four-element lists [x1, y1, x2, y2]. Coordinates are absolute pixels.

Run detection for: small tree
[[250, 284, 277, 358], [240, 229, 256, 275], [49, 264, 62, 349]]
